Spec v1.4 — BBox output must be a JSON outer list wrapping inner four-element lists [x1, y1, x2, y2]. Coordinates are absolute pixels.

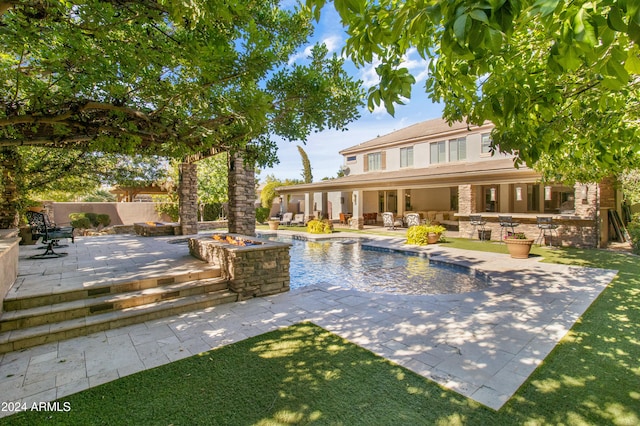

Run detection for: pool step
[[0, 268, 238, 354]]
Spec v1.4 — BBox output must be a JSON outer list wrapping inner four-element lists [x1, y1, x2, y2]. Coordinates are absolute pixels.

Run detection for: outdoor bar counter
[[456, 212, 598, 247]]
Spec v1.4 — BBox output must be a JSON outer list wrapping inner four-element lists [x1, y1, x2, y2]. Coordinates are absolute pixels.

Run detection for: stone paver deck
[[0, 232, 617, 417]]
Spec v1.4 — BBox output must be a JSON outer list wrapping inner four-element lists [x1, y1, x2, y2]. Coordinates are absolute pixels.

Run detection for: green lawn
[[3, 233, 639, 425]]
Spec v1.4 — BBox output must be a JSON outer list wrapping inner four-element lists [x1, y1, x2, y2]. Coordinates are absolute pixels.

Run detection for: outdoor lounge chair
[[280, 212, 293, 226], [291, 214, 305, 226], [382, 212, 402, 230], [404, 213, 421, 228]]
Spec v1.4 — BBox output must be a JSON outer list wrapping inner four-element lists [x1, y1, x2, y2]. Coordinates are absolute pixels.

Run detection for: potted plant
[[267, 219, 280, 230], [504, 232, 534, 258], [406, 224, 446, 245], [426, 224, 446, 244]]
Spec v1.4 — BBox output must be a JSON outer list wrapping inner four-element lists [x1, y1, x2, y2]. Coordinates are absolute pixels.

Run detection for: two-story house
[[277, 117, 620, 247]]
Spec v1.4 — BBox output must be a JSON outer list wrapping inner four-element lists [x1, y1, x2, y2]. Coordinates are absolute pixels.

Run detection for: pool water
[[265, 237, 490, 295]]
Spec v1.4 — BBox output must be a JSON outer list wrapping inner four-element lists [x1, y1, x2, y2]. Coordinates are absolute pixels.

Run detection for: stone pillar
[[458, 184, 476, 215], [0, 147, 21, 229], [228, 153, 256, 236], [179, 162, 198, 235]]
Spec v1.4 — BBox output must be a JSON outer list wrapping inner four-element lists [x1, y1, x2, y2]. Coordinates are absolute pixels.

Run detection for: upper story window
[[364, 151, 385, 171], [430, 141, 446, 164], [481, 133, 492, 154], [346, 155, 357, 163], [400, 147, 413, 168], [449, 137, 466, 161]]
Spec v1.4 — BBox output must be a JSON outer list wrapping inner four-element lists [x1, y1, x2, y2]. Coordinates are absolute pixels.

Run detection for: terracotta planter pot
[[427, 232, 441, 244], [268, 220, 280, 230], [505, 238, 534, 259]]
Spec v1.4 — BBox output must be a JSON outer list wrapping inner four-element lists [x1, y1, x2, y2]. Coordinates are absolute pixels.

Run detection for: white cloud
[[288, 35, 343, 66]]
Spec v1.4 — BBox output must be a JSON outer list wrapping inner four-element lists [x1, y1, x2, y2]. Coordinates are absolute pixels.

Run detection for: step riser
[[3, 269, 222, 311], [0, 281, 229, 332], [0, 292, 239, 354]]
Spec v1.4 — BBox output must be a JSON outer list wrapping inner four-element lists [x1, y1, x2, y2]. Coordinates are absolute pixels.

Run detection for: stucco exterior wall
[[49, 202, 172, 226]]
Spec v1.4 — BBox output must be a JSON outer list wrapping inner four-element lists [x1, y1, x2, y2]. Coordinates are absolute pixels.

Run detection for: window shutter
[[364, 154, 369, 172], [381, 151, 386, 170]]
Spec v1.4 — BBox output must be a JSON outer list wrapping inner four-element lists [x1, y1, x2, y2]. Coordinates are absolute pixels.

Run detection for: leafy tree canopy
[[21, 148, 168, 202], [260, 174, 302, 208], [307, 0, 640, 183], [1, 0, 363, 166]]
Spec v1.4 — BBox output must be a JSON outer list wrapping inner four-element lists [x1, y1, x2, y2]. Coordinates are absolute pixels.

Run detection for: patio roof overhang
[[276, 158, 541, 195]]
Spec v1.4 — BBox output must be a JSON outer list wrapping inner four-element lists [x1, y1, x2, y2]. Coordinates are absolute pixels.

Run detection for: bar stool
[[469, 215, 488, 240], [536, 216, 559, 246], [498, 215, 520, 241]]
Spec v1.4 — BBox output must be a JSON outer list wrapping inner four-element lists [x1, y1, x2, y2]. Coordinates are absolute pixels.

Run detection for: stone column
[[228, 153, 256, 236], [178, 162, 198, 235], [0, 147, 21, 229], [457, 184, 476, 215]]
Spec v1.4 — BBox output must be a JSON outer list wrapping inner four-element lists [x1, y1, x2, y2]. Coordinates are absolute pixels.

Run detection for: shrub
[[69, 212, 111, 229], [406, 224, 446, 245], [629, 214, 640, 255], [96, 214, 111, 226], [255, 207, 270, 224], [307, 219, 333, 234]]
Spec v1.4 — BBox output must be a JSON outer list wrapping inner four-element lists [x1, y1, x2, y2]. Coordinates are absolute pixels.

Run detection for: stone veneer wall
[[457, 181, 606, 248], [458, 184, 476, 216], [179, 162, 199, 235], [0, 148, 20, 229], [189, 235, 290, 300], [228, 154, 256, 236]]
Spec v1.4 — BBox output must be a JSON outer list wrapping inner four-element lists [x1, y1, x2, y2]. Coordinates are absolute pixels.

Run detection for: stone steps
[[0, 269, 238, 354]]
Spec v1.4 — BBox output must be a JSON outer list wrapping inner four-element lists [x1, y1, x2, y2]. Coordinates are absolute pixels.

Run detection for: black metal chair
[[498, 215, 520, 241], [469, 214, 489, 240], [536, 216, 559, 247], [26, 211, 75, 258]]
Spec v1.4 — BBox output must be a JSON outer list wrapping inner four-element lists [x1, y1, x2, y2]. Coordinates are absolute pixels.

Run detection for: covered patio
[[277, 159, 620, 247]]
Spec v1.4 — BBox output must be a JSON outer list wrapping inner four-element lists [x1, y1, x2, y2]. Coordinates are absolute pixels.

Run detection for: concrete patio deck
[[0, 231, 617, 417]]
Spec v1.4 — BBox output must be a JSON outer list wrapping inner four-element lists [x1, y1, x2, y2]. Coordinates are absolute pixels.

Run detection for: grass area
[[3, 231, 639, 425]]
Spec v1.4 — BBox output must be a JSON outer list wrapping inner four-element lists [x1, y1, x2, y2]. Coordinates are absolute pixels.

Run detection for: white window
[[367, 152, 382, 171], [430, 141, 446, 164], [449, 137, 466, 161], [400, 147, 413, 168], [481, 133, 492, 154]]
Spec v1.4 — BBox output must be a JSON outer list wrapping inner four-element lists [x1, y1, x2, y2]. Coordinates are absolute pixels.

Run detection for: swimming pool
[[262, 236, 490, 295]]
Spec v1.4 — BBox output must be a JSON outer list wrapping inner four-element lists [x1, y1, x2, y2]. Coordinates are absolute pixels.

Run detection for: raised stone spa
[[188, 234, 291, 300]]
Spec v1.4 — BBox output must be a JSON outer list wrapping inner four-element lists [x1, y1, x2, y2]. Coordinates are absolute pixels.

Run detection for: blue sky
[[260, 5, 444, 182]]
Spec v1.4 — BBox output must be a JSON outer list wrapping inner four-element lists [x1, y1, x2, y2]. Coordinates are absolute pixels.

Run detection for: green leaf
[[607, 5, 627, 32], [469, 9, 489, 24], [533, 0, 561, 17], [624, 49, 640, 74], [453, 14, 469, 42]]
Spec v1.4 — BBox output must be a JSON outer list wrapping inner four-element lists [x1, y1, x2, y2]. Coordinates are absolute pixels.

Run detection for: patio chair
[[280, 212, 293, 226], [382, 212, 402, 230], [291, 214, 305, 226], [339, 213, 348, 225], [469, 214, 488, 240], [536, 216, 559, 247], [498, 215, 520, 241], [404, 213, 421, 228], [26, 211, 75, 258]]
